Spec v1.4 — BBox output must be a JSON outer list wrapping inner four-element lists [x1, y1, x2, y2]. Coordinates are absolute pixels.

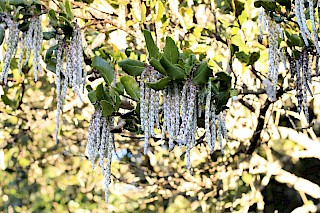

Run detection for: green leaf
[[45, 45, 58, 62], [43, 31, 56, 40], [254, 0, 277, 12], [149, 58, 167, 75], [33, 2, 42, 15], [143, 30, 159, 59], [276, 0, 291, 9], [118, 59, 145, 76], [230, 44, 239, 56], [48, 9, 58, 27], [211, 83, 219, 94], [234, 0, 245, 18], [100, 100, 114, 117], [146, 76, 172, 90], [287, 34, 303, 47], [46, 59, 56, 73], [58, 16, 73, 27], [65, 0, 74, 20], [92, 56, 114, 85], [0, 0, 5, 11], [230, 89, 239, 97], [114, 82, 124, 95], [215, 72, 232, 90], [293, 49, 300, 60], [193, 61, 212, 85], [231, 35, 249, 53], [141, 2, 146, 22], [163, 37, 179, 64], [156, 1, 164, 21], [95, 84, 107, 101], [235, 51, 250, 64], [0, 27, 4, 45], [273, 14, 284, 23], [120, 76, 140, 101], [88, 91, 97, 104], [7, 0, 26, 6], [160, 56, 185, 80], [111, 90, 121, 111], [247, 52, 260, 66], [1, 94, 14, 107], [216, 90, 230, 113]]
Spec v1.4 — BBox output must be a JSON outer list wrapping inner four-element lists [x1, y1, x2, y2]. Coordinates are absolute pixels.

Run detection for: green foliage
[[159, 55, 185, 80], [149, 58, 167, 75], [254, 0, 278, 12], [118, 59, 145, 77], [143, 30, 159, 59], [92, 56, 114, 85], [146, 76, 172, 90], [193, 61, 213, 85], [211, 72, 232, 113], [163, 37, 179, 64], [120, 76, 140, 101]]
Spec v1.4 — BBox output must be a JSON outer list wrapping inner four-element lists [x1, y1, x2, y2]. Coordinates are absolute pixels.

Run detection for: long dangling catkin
[[23, 15, 43, 80], [258, 8, 264, 42], [316, 55, 319, 77], [86, 110, 114, 203], [295, 0, 310, 46], [0, 17, 19, 85], [18, 32, 26, 73], [140, 66, 161, 153], [55, 38, 65, 144], [55, 25, 85, 143], [184, 80, 196, 172], [296, 58, 303, 114], [205, 80, 212, 149], [308, 0, 320, 55], [210, 104, 217, 153]]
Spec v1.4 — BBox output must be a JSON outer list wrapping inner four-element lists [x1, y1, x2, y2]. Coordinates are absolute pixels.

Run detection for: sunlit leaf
[[193, 61, 212, 85], [146, 76, 172, 90], [65, 0, 74, 20], [118, 59, 145, 77], [95, 84, 108, 101], [150, 58, 167, 75], [120, 76, 140, 101], [100, 100, 114, 117], [92, 56, 114, 85], [160, 55, 185, 80], [163, 37, 179, 64], [143, 30, 159, 59]]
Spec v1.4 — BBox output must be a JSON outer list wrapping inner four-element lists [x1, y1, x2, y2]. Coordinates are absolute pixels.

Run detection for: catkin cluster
[[55, 23, 85, 143], [295, 0, 320, 54], [87, 109, 114, 203], [140, 67, 228, 173], [204, 80, 227, 156], [0, 16, 19, 84], [259, 2, 318, 121], [0, 14, 42, 84], [260, 13, 285, 101], [140, 65, 161, 154], [19, 15, 43, 80], [259, 9, 291, 102], [289, 48, 313, 123]]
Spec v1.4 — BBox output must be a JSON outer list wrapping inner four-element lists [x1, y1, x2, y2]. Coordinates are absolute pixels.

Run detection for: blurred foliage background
[[1, 0, 320, 212]]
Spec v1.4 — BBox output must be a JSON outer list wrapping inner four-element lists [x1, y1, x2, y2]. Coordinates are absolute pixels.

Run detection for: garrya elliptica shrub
[[1, 0, 320, 203]]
